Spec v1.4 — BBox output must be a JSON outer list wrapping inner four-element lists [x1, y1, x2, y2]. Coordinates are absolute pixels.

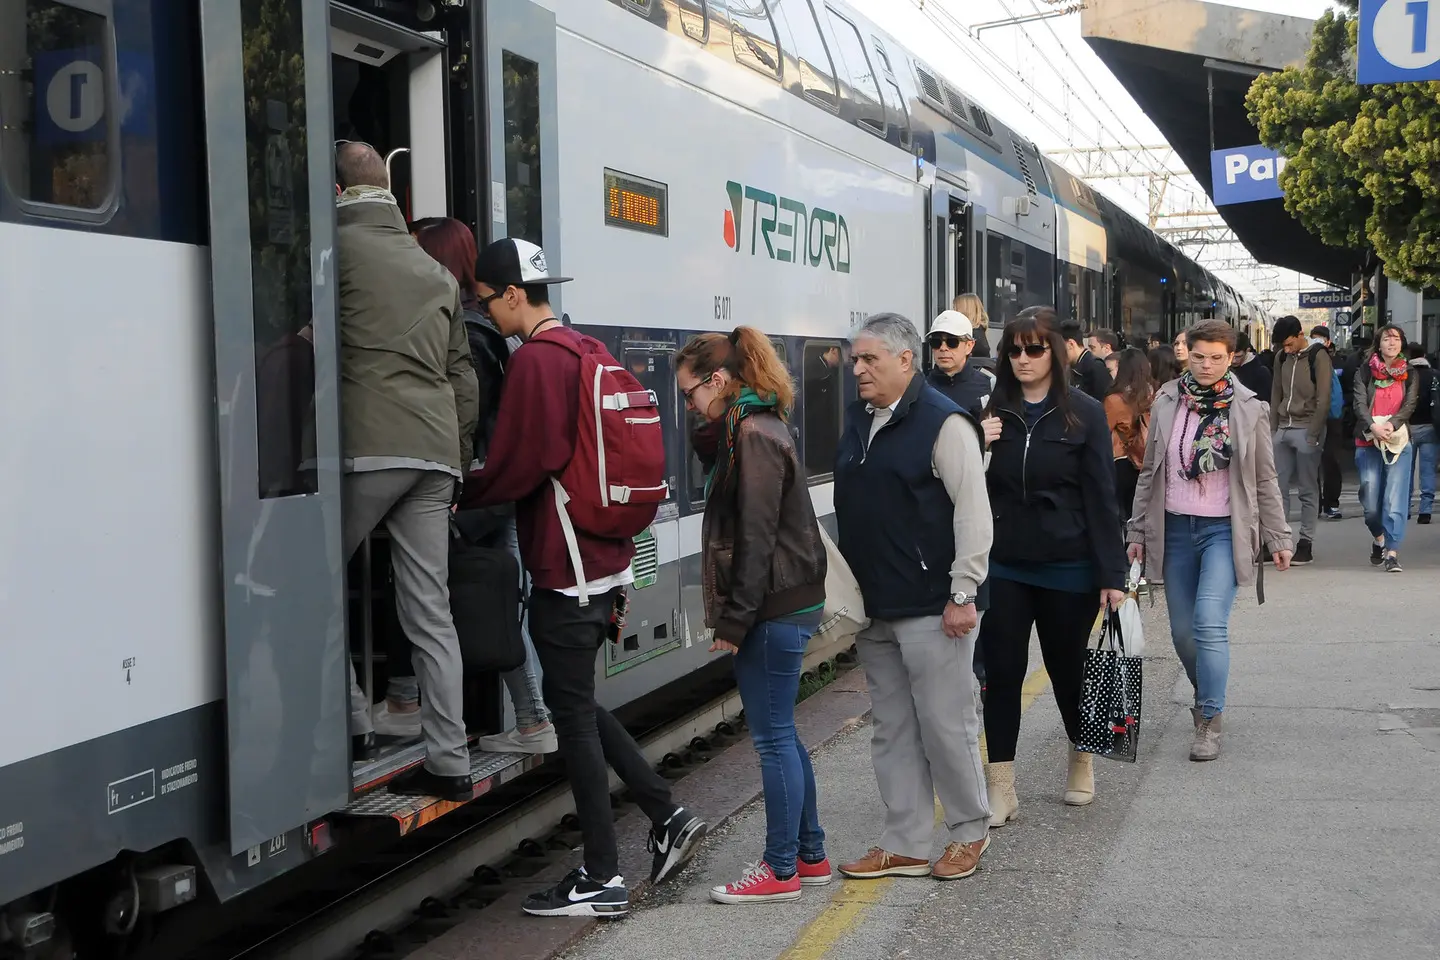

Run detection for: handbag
[[1077, 609, 1143, 763], [447, 520, 526, 673], [816, 525, 868, 640], [1116, 559, 1146, 657]]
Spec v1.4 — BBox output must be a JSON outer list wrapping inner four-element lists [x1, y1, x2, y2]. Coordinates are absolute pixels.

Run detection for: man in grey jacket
[[1269, 315, 1330, 565], [336, 142, 480, 801]]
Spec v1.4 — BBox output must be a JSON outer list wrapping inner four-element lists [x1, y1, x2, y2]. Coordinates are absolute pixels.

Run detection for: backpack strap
[[549, 478, 591, 606]]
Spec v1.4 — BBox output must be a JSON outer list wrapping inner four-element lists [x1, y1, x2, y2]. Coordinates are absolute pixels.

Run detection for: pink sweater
[[1165, 409, 1231, 517]]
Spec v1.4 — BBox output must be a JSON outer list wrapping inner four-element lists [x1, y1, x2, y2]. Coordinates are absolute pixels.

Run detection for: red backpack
[[533, 328, 669, 603]]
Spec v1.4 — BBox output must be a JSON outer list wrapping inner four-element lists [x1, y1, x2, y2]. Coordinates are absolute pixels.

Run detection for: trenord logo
[[724, 181, 852, 273]]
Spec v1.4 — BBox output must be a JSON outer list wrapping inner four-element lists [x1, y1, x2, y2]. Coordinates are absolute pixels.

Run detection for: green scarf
[[704, 387, 780, 498]]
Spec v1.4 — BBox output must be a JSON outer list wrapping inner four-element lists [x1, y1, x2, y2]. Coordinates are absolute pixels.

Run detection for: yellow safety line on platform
[[776, 666, 1053, 960]]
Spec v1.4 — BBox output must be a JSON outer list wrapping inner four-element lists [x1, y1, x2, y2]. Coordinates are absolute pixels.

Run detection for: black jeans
[[977, 577, 1100, 763], [529, 588, 675, 881], [1320, 417, 1346, 510]]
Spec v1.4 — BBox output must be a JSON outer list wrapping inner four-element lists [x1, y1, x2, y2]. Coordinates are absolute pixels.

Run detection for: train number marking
[[267, 834, 288, 857], [714, 296, 732, 323]]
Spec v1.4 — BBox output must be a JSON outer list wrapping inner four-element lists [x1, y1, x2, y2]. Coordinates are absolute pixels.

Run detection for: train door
[[198, 0, 348, 856], [929, 176, 972, 321]]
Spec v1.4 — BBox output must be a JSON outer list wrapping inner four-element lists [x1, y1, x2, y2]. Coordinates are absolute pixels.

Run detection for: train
[[0, 0, 1267, 955]]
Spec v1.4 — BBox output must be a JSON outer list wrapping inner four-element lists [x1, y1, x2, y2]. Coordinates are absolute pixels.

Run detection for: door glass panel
[[802, 341, 843, 479], [724, 0, 780, 79], [503, 51, 543, 246], [242, 0, 317, 498], [1, 0, 115, 210], [623, 349, 675, 502]]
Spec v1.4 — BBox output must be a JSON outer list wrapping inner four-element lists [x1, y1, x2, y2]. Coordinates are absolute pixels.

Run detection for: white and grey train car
[[0, 0, 1260, 952]]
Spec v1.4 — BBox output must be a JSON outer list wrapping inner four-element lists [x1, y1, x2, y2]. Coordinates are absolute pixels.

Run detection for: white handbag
[[1115, 559, 1146, 657], [817, 525, 868, 639]]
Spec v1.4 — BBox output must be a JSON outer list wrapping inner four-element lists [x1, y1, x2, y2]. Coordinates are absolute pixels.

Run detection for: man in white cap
[[926, 310, 995, 424]]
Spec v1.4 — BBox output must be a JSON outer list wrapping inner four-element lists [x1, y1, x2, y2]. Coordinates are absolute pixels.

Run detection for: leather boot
[[1063, 749, 1095, 806], [1190, 713, 1223, 761], [984, 761, 1018, 828]]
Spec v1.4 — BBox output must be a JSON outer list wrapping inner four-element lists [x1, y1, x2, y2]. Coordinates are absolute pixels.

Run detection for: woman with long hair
[[1173, 330, 1191, 371], [976, 307, 1127, 825], [413, 218, 558, 755], [952, 293, 993, 361], [1106, 347, 1155, 519], [1127, 320, 1293, 760], [1149, 344, 1182, 385], [675, 328, 830, 904], [1353, 324, 1420, 572]]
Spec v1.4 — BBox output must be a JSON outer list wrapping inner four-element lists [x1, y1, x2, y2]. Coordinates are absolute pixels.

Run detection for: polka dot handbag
[[1077, 609, 1142, 763]]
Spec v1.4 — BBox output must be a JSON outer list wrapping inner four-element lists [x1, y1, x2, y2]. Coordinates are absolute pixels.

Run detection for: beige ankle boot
[[1063, 749, 1095, 806], [984, 761, 1019, 827]]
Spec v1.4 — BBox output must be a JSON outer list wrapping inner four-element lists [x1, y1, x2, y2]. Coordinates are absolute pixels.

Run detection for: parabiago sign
[[724, 181, 852, 273]]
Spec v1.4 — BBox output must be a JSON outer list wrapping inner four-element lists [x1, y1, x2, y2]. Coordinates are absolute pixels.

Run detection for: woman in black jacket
[[977, 307, 1127, 827]]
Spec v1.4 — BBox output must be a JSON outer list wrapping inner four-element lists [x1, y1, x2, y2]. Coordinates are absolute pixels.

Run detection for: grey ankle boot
[[1190, 713, 1222, 761]]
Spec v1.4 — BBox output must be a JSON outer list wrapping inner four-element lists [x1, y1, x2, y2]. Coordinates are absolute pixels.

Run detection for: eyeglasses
[[475, 290, 505, 317], [682, 375, 714, 405], [1006, 343, 1050, 359], [927, 334, 972, 350]]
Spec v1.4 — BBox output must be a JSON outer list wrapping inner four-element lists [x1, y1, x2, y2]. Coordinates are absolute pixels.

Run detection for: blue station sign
[[1299, 290, 1350, 309], [1210, 145, 1286, 206], [1359, 0, 1440, 84]]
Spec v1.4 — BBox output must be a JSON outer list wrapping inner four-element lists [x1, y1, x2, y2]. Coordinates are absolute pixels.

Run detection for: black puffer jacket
[[985, 388, 1127, 591], [928, 363, 996, 420]]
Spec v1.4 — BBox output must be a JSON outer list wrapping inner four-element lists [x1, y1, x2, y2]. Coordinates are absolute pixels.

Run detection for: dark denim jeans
[[730, 618, 826, 877], [1163, 513, 1239, 720]]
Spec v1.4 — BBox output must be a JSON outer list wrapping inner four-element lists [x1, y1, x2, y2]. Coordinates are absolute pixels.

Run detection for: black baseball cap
[[474, 237, 572, 289]]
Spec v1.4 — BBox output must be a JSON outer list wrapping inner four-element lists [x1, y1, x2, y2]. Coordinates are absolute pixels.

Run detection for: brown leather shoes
[[931, 835, 990, 881], [837, 847, 931, 879]]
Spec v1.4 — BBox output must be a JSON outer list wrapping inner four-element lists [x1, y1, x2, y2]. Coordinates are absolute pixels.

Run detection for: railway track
[[148, 639, 857, 960]]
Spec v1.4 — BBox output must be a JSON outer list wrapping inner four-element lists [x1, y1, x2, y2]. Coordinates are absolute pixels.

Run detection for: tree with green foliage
[[1246, 0, 1440, 289]]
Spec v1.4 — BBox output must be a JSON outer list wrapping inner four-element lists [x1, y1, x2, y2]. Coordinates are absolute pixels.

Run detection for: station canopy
[[1081, 0, 1359, 285]]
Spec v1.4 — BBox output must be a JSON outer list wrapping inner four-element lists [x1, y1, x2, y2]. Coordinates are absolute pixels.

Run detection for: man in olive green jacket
[[336, 142, 479, 801]]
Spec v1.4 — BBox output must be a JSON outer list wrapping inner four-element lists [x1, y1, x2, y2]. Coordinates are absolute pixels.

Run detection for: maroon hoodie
[[460, 326, 635, 591]]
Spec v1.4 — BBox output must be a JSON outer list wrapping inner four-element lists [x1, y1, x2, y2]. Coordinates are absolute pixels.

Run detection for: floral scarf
[[1368, 352, 1408, 388], [1175, 371, 1234, 481], [704, 387, 780, 498]]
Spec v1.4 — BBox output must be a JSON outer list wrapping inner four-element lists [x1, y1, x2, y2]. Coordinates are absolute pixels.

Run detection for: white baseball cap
[[929, 311, 975, 340]]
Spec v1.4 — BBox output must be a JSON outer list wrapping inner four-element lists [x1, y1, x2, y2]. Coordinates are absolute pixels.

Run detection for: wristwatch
[[949, 592, 974, 607]]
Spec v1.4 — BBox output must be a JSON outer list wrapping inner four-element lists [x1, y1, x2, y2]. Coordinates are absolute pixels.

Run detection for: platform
[[405, 505, 1440, 960]]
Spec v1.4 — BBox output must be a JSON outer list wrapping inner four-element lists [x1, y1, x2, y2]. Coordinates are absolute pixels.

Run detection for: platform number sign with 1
[[1359, 0, 1440, 84]]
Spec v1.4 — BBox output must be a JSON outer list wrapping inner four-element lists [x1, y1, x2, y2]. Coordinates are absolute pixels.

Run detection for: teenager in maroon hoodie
[[463, 239, 705, 918]]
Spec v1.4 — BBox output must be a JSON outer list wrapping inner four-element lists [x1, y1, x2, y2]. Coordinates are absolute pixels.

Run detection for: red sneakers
[[798, 857, 833, 886], [709, 862, 802, 904]]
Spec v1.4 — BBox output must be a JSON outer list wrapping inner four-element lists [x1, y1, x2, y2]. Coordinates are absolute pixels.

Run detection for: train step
[[341, 748, 547, 836]]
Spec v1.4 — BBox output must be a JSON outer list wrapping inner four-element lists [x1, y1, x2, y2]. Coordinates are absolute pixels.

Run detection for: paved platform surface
[[557, 511, 1440, 960]]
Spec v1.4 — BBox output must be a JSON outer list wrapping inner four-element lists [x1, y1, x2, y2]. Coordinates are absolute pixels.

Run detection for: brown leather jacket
[[698, 410, 826, 644]]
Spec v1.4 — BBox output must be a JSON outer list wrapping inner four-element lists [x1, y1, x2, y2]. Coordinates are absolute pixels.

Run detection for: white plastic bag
[[817, 525, 868, 639], [1115, 559, 1146, 657]]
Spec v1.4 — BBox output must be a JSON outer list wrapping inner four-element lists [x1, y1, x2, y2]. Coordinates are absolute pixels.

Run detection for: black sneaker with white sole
[[647, 806, 707, 884], [1384, 555, 1403, 573], [521, 868, 628, 918]]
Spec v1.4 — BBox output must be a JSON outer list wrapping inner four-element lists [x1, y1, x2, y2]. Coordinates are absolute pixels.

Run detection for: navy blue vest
[[834, 375, 979, 621]]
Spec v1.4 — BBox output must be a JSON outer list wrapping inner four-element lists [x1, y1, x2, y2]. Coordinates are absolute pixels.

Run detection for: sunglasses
[[1006, 343, 1050, 359], [927, 334, 972, 350]]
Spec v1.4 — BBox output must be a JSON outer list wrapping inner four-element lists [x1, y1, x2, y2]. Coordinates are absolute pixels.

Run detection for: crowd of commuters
[[333, 141, 1416, 921]]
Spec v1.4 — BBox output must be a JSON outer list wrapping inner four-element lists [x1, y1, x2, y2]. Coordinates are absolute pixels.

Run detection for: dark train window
[[770, 0, 836, 107], [679, 0, 708, 42], [825, 6, 884, 135], [623, 348, 675, 502], [802, 341, 844, 479], [723, 0, 781, 80], [503, 52, 544, 247], [242, 0, 317, 498], [0, 0, 118, 215]]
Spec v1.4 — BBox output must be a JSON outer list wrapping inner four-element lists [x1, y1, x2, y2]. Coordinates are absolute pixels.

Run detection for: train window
[[503, 52, 544, 247], [871, 37, 893, 75], [0, 0, 118, 215], [241, 0, 317, 498], [679, 0, 708, 42], [722, 0, 781, 80], [802, 341, 844, 479], [877, 78, 910, 148], [824, 7, 884, 136], [768, 0, 837, 109]]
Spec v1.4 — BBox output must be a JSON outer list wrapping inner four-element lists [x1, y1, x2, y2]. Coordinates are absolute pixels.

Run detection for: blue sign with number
[[33, 47, 154, 145], [1209, 145, 1287, 205], [1359, 0, 1440, 84]]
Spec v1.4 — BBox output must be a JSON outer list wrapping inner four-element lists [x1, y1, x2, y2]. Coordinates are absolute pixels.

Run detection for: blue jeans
[[730, 618, 826, 877], [1163, 513, 1238, 720], [1356, 444, 1414, 550], [502, 517, 549, 727], [1410, 424, 1437, 514]]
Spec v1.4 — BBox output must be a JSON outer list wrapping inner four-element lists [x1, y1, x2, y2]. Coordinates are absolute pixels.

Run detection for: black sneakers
[[522, 868, 629, 918], [1323, 506, 1343, 521], [1384, 555, 1403, 573], [1420, 513, 1432, 525], [647, 806, 707, 884], [1370, 542, 1384, 566], [388, 765, 473, 803], [1292, 539, 1313, 565]]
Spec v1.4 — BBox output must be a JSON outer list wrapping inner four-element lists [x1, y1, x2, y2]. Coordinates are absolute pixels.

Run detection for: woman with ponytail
[[675, 327, 830, 904]]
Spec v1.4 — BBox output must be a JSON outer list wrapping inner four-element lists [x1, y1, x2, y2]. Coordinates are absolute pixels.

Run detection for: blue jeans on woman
[[1409, 424, 1437, 515], [1163, 513, 1239, 721], [1356, 444, 1414, 550], [730, 618, 826, 877]]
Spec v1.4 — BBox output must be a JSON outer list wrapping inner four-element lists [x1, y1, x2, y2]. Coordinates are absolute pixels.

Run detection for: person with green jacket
[[336, 143, 479, 802]]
